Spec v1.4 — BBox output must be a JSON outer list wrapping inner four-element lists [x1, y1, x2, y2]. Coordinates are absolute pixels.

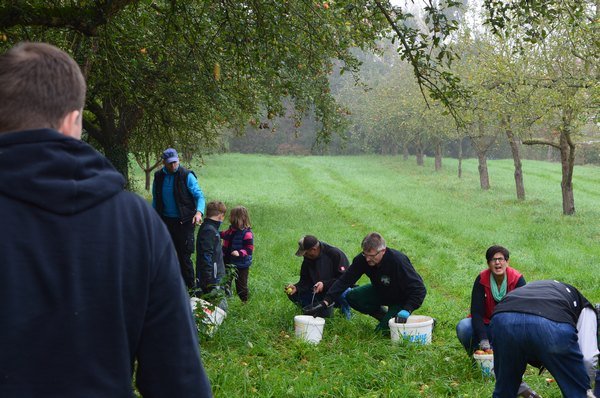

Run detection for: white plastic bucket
[[191, 298, 227, 336], [388, 315, 434, 345], [294, 315, 325, 344], [473, 353, 494, 377]]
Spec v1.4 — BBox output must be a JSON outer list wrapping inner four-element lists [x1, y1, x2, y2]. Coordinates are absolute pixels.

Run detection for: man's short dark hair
[[0, 42, 86, 133], [485, 245, 510, 262]]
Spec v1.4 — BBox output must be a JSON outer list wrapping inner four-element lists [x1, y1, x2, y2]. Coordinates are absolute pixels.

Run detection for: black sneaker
[[520, 388, 542, 398]]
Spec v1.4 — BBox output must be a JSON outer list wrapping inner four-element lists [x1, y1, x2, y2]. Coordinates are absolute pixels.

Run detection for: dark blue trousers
[[491, 312, 590, 398]]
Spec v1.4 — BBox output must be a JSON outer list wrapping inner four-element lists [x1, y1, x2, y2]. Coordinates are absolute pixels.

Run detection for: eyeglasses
[[490, 257, 505, 263], [362, 249, 384, 259]]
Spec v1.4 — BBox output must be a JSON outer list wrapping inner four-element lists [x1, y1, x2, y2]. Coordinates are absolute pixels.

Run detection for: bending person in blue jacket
[[491, 280, 598, 398]]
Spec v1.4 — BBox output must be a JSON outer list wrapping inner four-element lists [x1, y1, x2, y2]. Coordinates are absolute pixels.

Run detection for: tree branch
[[373, 1, 431, 107], [522, 138, 560, 149], [0, 1, 136, 35], [82, 118, 102, 145]]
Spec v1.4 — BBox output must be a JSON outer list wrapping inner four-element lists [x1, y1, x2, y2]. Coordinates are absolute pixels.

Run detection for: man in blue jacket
[[153, 147, 205, 289], [0, 42, 211, 397]]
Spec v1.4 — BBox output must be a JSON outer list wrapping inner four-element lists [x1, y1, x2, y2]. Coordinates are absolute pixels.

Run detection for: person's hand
[[193, 211, 203, 225], [231, 250, 240, 257], [395, 309, 410, 323], [479, 339, 491, 351], [303, 300, 330, 317], [284, 284, 296, 295], [313, 281, 324, 293], [339, 287, 353, 319]]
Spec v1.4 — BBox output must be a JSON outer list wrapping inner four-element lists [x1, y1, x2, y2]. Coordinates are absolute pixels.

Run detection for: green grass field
[[135, 154, 600, 397]]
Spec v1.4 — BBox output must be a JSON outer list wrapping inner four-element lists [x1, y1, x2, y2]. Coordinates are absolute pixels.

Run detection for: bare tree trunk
[[84, 117, 130, 184], [104, 141, 130, 185], [416, 150, 424, 166], [523, 114, 577, 215], [471, 119, 494, 190], [146, 169, 152, 191], [559, 128, 576, 215], [182, 149, 194, 164], [477, 153, 490, 190], [84, 99, 143, 188], [403, 143, 409, 161], [389, 139, 399, 155], [134, 154, 162, 191], [503, 118, 525, 200], [457, 138, 463, 179], [415, 138, 424, 166], [434, 142, 442, 171]]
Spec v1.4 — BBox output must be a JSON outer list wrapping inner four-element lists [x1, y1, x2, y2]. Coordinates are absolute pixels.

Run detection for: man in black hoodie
[[0, 42, 211, 397]]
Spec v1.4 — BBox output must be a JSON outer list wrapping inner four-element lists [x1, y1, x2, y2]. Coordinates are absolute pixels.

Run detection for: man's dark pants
[[347, 284, 402, 330], [162, 216, 195, 289], [491, 312, 590, 398]]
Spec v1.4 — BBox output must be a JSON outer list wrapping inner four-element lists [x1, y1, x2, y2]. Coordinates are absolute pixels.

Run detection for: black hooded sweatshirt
[[0, 129, 211, 397]]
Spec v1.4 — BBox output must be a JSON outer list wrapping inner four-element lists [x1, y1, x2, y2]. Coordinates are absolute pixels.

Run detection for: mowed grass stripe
[[299, 160, 487, 302], [237, 155, 598, 301]]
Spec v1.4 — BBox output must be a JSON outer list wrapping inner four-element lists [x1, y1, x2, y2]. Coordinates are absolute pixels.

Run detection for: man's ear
[[57, 110, 82, 139]]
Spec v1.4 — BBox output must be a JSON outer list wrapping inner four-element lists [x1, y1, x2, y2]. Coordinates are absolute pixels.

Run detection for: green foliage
[[2, 0, 597, 187], [0, 0, 390, 176], [132, 153, 600, 397], [0, 1, 483, 172], [382, 0, 468, 117], [483, 0, 595, 51]]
